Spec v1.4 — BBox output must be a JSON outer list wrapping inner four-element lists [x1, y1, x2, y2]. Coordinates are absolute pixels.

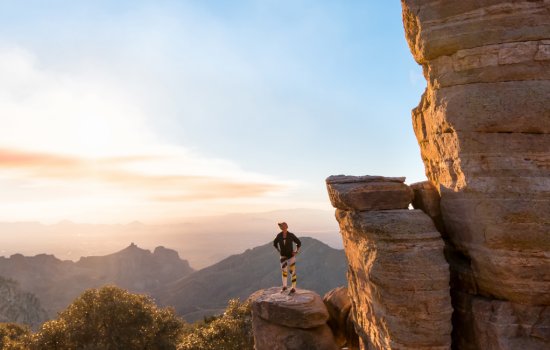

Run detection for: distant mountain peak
[[118, 242, 149, 255]]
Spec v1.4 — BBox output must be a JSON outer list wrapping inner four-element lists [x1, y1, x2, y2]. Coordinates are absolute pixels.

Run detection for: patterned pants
[[280, 256, 297, 288]]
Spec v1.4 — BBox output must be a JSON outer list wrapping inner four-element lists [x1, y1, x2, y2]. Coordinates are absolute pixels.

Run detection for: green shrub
[[177, 299, 253, 350], [0, 323, 31, 350], [30, 285, 185, 350]]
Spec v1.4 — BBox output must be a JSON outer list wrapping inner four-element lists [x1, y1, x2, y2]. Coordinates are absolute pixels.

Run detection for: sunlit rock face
[[327, 176, 452, 349], [402, 0, 550, 348]]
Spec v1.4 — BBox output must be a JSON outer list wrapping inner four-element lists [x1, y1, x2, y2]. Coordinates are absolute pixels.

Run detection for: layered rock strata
[[326, 175, 413, 211], [327, 175, 452, 349], [411, 181, 444, 233], [249, 287, 338, 350], [402, 0, 550, 348]]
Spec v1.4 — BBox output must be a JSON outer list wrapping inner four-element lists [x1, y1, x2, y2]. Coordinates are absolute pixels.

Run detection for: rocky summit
[[249, 287, 338, 350]]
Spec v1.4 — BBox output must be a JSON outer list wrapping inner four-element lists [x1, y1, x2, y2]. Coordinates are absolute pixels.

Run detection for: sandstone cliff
[[327, 175, 453, 349], [401, 0, 550, 348], [324, 4, 549, 347]]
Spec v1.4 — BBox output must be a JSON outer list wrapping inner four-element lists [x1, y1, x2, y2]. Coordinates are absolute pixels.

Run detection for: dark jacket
[[273, 232, 301, 258]]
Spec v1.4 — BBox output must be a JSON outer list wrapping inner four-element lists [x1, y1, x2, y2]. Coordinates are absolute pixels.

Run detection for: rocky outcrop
[[411, 181, 444, 233], [327, 176, 452, 349], [402, 0, 550, 348], [452, 291, 550, 350], [327, 175, 413, 211], [0, 276, 48, 329], [249, 287, 338, 350], [323, 286, 359, 349]]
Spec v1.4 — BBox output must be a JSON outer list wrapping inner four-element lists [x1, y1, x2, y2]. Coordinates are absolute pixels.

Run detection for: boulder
[[410, 181, 444, 233], [251, 313, 337, 350], [249, 287, 329, 328], [249, 287, 338, 350], [326, 175, 413, 211], [323, 286, 352, 347]]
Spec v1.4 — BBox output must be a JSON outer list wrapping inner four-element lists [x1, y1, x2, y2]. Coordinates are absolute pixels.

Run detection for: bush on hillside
[[30, 285, 185, 350], [177, 298, 253, 350], [0, 323, 31, 350]]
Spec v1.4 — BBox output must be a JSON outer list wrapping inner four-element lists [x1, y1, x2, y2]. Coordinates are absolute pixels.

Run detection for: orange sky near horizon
[[0, 146, 307, 224]]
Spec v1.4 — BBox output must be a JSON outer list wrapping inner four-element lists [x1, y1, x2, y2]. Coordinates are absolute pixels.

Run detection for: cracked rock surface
[[402, 0, 550, 348]]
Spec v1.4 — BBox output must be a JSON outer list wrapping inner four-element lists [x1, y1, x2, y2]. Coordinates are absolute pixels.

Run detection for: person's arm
[[292, 234, 301, 253], [273, 235, 280, 254]]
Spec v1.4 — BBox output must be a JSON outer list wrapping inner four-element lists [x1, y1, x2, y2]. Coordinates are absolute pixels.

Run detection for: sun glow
[[0, 47, 298, 223]]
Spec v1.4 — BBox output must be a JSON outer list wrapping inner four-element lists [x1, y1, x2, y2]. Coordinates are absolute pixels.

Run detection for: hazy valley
[[0, 208, 340, 269]]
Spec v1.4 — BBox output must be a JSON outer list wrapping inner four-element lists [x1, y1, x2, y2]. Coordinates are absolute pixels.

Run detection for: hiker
[[273, 222, 301, 294]]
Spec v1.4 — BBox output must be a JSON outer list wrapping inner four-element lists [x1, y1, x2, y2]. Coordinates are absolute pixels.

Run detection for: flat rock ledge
[[326, 175, 413, 211], [249, 287, 338, 350]]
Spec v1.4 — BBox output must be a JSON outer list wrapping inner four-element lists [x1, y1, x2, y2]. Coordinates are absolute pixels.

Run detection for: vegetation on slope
[[1, 285, 253, 350]]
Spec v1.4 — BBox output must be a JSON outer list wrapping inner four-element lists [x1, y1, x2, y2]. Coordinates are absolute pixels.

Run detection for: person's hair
[[278, 222, 288, 229]]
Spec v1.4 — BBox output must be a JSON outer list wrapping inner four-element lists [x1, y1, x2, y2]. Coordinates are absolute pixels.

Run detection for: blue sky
[[0, 1, 426, 223]]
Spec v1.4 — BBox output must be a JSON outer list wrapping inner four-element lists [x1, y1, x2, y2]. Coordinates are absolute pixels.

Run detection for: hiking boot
[[281, 286, 287, 293], [289, 288, 296, 294]]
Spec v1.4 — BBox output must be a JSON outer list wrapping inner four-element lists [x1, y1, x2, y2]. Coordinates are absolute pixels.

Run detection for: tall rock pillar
[[401, 1, 550, 348], [327, 175, 452, 349]]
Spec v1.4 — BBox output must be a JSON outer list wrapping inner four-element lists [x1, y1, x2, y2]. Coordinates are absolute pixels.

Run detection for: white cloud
[[0, 46, 301, 223], [0, 46, 155, 157]]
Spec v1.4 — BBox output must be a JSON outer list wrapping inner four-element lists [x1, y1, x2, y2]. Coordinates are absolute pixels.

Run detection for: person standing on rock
[[273, 222, 301, 294]]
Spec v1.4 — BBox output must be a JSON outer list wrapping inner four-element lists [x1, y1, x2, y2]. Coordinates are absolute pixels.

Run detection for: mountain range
[[0, 237, 347, 326], [159, 237, 347, 322], [0, 244, 193, 317], [0, 276, 48, 329], [0, 208, 340, 269]]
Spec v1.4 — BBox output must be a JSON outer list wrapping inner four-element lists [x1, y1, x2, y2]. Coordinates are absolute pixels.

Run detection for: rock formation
[[249, 287, 338, 350], [327, 175, 413, 211], [327, 175, 452, 349], [401, 0, 550, 348], [410, 181, 444, 233], [323, 286, 359, 349]]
